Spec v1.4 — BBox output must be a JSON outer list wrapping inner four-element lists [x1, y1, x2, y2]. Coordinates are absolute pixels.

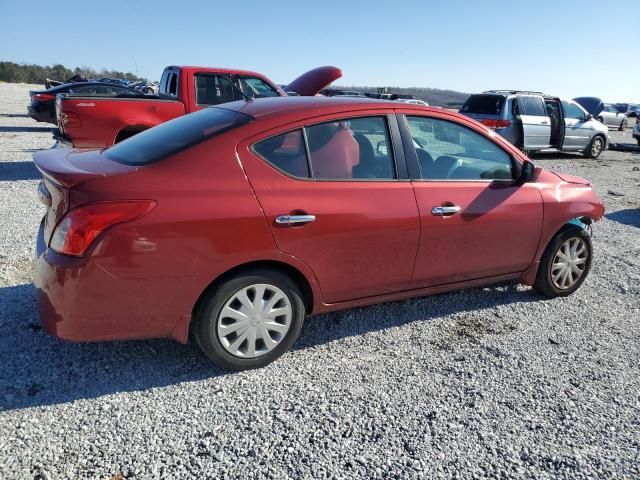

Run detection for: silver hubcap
[[591, 138, 602, 156], [217, 284, 292, 358], [551, 238, 588, 290]]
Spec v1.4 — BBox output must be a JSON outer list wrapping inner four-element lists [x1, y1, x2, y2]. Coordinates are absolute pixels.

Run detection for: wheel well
[[192, 260, 314, 319], [114, 127, 149, 144]]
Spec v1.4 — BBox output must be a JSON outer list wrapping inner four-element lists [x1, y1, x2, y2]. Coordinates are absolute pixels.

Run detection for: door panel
[[238, 114, 420, 304], [411, 182, 543, 287], [519, 96, 551, 149], [563, 119, 591, 149]]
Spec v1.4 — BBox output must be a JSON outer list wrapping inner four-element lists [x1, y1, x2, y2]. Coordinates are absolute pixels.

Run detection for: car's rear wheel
[[194, 270, 305, 370], [584, 135, 604, 158], [533, 226, 592, 298]]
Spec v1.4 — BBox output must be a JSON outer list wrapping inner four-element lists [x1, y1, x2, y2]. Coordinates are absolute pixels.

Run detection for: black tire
[[533, 226, 592, 298], [193, 269, 305, 370], [584, 135, 605, 158], [637, 138, 640, 147]]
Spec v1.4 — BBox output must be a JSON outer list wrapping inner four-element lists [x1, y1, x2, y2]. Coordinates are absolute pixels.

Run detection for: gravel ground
[[0, 82, 639, 479]]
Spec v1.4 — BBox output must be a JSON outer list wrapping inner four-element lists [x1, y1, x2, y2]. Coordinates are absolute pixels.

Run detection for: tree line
[[0, 61, 147, 85]]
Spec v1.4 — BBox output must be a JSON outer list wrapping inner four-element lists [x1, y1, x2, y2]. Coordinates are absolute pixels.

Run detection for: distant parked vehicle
[[625, 105, 640, 118], [633, 117, 640, 145], [460, 91, 609, 158], [28, 82, 145, 125], [597, 104, 628, 130], [398, 99, 429, 106], [55, 65, 342, 148]]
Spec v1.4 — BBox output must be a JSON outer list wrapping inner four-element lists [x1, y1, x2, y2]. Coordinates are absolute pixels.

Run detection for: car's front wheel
[[584, 135, 604, 158], [533, 226, 592, 298], [194, 270, 306, 370]]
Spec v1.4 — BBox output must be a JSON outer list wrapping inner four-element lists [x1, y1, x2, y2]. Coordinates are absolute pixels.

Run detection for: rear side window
[[104, 108, 253, 166], [460, 95, 505, 115], [520, 96, 547, 117], [253, 130, 310, 178]]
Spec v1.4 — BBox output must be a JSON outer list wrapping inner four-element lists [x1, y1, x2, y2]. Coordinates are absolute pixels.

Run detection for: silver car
[[459, 90, 609, 158], [597, 104, 628, 130]]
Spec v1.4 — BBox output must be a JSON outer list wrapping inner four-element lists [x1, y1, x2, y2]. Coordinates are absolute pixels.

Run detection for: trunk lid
[[284, 66, 342, 96], [33, 148, 137, 242]]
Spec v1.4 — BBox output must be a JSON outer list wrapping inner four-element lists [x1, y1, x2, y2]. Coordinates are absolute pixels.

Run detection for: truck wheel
[[193, 269, 306, 370], [533, 226, 592, 298], [584, 135, 604, 158]]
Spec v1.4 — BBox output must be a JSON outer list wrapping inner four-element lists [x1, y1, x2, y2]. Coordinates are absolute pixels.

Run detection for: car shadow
[[606, 209, 640, 227], [0, 161, 42, 181], [0, 126, 55, 133], [0, 114, 31, 118], [0, 280, 538, 411]]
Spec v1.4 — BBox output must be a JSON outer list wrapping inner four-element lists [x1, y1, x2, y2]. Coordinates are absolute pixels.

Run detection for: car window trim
[[249, 113, 410, 183], [397, 113, 520, 183]]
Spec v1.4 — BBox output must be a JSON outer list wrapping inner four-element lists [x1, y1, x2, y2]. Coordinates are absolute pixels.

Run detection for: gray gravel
[[1, 82, 639, 479]]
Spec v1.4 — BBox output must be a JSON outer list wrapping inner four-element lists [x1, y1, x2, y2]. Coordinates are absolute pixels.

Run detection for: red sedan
[[34, 97, 605, 370]]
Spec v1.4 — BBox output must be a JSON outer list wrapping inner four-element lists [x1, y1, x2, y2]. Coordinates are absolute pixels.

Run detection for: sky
[[1, 0, 639, 102]]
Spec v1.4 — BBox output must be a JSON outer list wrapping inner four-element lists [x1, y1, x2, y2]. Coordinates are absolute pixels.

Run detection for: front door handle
[[431, 205, 461, 216], [275, 214, 316, 225]]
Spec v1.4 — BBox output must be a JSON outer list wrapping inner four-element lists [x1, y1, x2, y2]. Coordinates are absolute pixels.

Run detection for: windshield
[[104, 107, 253, 166], [460, 94, 506, 115]]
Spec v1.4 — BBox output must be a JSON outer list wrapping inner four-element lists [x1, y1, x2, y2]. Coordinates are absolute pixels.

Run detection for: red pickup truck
[[55, 65, 341, 148]]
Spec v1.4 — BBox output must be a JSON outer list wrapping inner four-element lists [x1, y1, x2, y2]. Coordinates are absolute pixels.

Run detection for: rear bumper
[[52, 129, 73, 148], [28, 105, 56, 124], [35, 221, 190, 343]]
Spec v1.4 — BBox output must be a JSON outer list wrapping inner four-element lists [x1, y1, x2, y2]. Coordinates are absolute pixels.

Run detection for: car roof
[[219, 96, 438, 123]]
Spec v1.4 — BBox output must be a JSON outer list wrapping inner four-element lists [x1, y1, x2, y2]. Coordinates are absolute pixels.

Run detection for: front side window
[[406, 116, 514, 180], [520, 96, 546, 117], [238, 77, 280, 98], [195, 74, 238, 105], [252, 116, 396, 180], [562, 101, 586, 120]]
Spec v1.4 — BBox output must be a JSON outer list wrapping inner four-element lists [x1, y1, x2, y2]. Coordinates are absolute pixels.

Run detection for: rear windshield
[[104, 107, 253, 166], [460, 94, 506, 115]]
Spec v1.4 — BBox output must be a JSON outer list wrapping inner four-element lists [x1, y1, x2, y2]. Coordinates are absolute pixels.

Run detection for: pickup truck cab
[[56, 65, 341, 148]]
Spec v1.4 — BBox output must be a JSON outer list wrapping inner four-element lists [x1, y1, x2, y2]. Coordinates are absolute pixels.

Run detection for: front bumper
[[35, 221, 190, 343]]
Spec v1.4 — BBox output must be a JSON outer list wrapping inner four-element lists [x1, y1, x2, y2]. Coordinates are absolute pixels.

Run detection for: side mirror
[[584, 113, 592, 122], [517, 160, 534, 184]]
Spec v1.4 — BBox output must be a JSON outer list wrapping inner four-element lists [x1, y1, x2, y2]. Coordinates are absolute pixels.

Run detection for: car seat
[[431, 155, 462, 179], [352, 134, 377, 178], [308, 123, 360, 179]]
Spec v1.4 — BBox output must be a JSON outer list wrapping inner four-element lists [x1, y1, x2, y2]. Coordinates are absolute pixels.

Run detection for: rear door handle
[[431, 205, 461, 216], [540, 120, 549, 124], [275, 214, 316, 225]]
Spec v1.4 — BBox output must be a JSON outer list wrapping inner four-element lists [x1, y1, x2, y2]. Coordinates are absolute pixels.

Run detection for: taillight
[[60, 111, 82, 128], [33, 93, 55, 102], [50, 201, 156, 257], [481, 119, 511, 129]]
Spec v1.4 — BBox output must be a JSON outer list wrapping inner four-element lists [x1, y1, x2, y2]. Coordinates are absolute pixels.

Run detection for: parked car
[[633, 116, 640, 145], [597, 104, 628, 130], [625, 104, 640, 118], [460, 91, 609, 158], [398, 99, 429, 106], [28, 82, 145, 125], [54, 65, 341, 148], [34, 96, 604, 370]]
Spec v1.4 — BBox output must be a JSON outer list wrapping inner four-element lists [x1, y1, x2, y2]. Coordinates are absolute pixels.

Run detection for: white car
[[597, 104, 628, 131], [398, 99, 429, 106]]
